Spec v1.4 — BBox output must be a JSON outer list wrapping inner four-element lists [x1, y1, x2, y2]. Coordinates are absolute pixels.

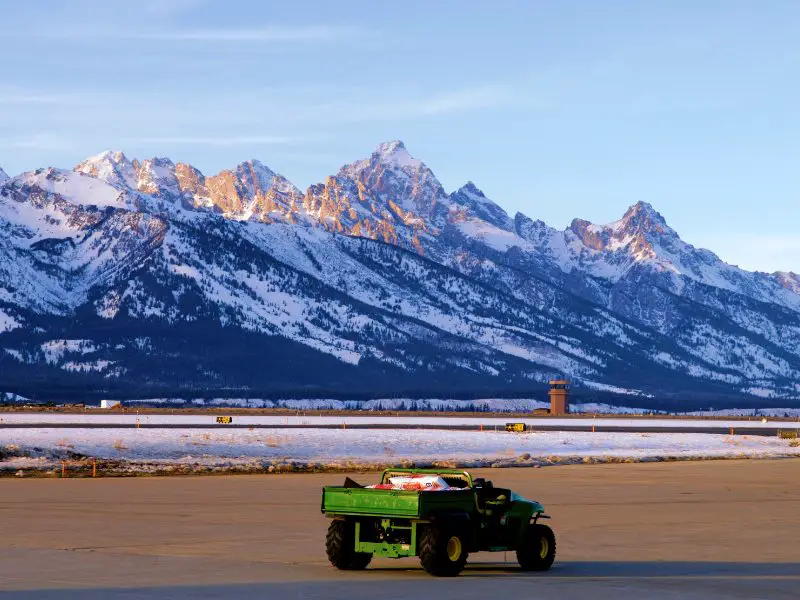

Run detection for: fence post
[[61, 460, 66, 479]]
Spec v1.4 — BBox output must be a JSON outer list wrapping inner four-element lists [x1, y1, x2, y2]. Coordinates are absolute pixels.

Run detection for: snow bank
[[2, 428, 798, 474]]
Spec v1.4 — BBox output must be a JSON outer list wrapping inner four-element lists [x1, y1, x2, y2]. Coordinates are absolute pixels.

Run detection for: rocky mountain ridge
[[1, 143, 799, 407]]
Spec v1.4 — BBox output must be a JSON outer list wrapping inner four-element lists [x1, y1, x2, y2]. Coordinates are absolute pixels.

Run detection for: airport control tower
[[549, 380, 571, 415]]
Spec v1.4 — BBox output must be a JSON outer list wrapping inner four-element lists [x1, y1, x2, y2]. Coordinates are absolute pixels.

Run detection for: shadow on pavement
[[2, 562, 799, 599], [458, 560, 800, 578]]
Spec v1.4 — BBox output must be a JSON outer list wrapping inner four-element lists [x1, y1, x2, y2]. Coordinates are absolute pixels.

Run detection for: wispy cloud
[[3, 82, 514, 124], [7, 133, 72, 150], [138, 0, 206, 19], [306, 84, 515, 123], [0, 86, 96, 105], [18, 24, 362, 43], [129, 25, 361, 42], [123, 135, 308, 147], [414, 86, 516, 116]]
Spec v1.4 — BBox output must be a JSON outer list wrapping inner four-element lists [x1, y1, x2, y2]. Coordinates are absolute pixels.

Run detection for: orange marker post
[[92, 459, 97, 478], [61, 460, 66, 479]]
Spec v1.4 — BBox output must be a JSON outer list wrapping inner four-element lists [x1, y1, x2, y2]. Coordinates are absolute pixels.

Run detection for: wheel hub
[[539, 537, 549, 559], [446, 536, 462, 561]]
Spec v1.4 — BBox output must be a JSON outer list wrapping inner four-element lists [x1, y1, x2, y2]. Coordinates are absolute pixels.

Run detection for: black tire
[[517, 523, 556, 571], [419, 523, 469, 577], [326, 520, 372, 570]]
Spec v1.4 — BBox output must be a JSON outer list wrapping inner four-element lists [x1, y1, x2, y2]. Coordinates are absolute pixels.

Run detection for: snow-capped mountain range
[[2, 141, 799, 407]]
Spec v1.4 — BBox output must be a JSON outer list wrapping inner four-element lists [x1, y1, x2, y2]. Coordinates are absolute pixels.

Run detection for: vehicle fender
[[507, 500, 537, 546]]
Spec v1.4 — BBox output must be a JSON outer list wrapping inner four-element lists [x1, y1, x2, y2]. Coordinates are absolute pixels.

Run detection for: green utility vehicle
[[321, 468, 556, 577]]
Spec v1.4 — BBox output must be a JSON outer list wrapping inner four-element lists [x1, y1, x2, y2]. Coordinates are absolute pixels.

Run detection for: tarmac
[[1, 459, 798, 599]]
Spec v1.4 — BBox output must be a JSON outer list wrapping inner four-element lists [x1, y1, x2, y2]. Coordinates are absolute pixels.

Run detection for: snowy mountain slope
[[1, 217, 587, 396], [437, 226, 800, 396], [0, 167, 9, 183], [1, 141, 799, 405], [0, 169, 165, 313], [236, 220, 800, 400]]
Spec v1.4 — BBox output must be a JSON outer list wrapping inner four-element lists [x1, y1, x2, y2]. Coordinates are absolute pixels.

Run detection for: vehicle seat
[[482, 489, 509, 513], [474, 479, 495, 511]]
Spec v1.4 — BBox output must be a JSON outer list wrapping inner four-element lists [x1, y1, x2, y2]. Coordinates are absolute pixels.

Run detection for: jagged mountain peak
[[457, 181, 482, 195], [376, 139, 405, 152], [231, 158, 277, 183], [449, 181, 512, 230], [186, 158, 302, 222], [75, 150, 138, 190], [237, 157, 270, 168], [568, 201, 679, 253], [75, 151, 183, 201], [571, 202, 674, 238], [77, 151, 175, 174], [72, 152, 302, 218], [375, 139, 407, 154], [83, 149, 130, 165], [514, 212, 555, 244], [617, 201, 672, 235], [626, 200, 659, 215], [774, 271, 800, 294], [0, 166, 10, 183], [561, 201, 765, 298], [135, 157, 180, 198], [76, 150, 137, 179], [328, 141, 445, 224], [372, 140, 423, 171], [4, 167, 128, 212], [79, 151, 176, 174], [141, 156, 176, 168]]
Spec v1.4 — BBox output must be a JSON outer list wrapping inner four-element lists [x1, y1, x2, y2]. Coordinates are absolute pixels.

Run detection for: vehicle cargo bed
[[322, 486, 475, 518]]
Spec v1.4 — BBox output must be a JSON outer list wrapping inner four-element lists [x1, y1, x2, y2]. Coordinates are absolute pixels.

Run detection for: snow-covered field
[[2, 413, 799, 429], [2, 427, 798, 475]]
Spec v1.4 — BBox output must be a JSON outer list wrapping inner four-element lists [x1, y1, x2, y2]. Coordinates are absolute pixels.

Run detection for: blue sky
[[2, 0, 799, 272]]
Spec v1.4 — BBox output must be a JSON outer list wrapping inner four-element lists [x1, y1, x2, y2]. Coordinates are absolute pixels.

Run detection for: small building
[[548, 380, 570, 416], [100, 400, 122, 409]]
